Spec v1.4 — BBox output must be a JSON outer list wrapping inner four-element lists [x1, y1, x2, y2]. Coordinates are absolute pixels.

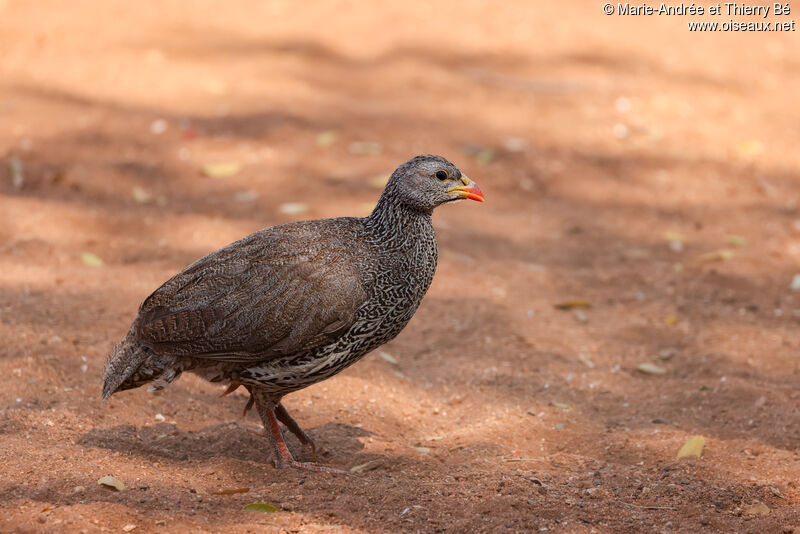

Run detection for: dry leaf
[[377, 351, 398, 365], [577, 353, 595, 368], [122, 525, 137, 532], [348, 141, 382, 155], [202, 162, 242, 178], [132, 186, 152, 204], [697, 249, 735, 263], [350, 459, 383, 473], [554, 300, 591, 310], [676, 435, 705, 459], [242, 502, 281, 513], [663, 231, 686, 243], [81, 252, 104, 267], [663, 316, 678, 326], [97, 475, 125, 491], [724, 235, 747, 247], [211, 487, 250, 495], [735, 140, 763, 157], [745, 502, 770, 515], [637, 362, 667, 375], [316, 131, 338, 147], [549, 401, 572, 410]]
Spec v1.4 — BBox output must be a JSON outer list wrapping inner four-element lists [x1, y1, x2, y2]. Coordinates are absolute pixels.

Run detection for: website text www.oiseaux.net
[[603, 3, 796, 32]]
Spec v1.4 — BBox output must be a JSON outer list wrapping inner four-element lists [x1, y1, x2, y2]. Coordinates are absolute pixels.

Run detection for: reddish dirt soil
[[2, 1, 800, 532]]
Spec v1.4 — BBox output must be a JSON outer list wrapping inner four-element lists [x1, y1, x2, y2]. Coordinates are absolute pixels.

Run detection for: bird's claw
[[242, 395, 255, 417], [275, 459, 348, 474], [221, 383, 241, 397]]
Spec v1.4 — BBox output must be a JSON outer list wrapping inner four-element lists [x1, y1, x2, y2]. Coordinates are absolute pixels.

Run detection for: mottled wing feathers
[[134, 220, 368, 363]]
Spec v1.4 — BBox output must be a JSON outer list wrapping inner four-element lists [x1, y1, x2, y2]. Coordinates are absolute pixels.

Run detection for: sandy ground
[[2, 1, 800, 532]]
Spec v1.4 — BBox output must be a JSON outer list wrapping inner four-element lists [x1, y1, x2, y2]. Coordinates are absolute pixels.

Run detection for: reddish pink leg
[[249, 388, 345, 473], [264, 408, 346, 473], [275, 403, 317, 459]]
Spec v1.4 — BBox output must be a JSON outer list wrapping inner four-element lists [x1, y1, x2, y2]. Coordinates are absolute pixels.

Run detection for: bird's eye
[[435, 170, 448, 181]]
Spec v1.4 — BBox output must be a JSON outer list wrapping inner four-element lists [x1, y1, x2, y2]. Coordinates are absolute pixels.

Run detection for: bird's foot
[[248, 389, 342, 473], [247, 428, 318, 460], [274, 458, 348, 474]]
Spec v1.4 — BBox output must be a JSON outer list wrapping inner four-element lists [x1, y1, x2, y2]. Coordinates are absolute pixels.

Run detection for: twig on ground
[[616, 500, 677, 511]]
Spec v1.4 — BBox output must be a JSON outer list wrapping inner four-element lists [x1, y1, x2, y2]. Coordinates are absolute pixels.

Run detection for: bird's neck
[[365, 190, 433, 241]]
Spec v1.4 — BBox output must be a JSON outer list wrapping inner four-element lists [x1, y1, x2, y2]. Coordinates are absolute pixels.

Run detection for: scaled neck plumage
[[365, 183, 434, 241]]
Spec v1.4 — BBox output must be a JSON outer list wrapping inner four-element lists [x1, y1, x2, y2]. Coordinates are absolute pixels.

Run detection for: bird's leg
[[250, 388, 346, 474], [275, 402, 317, 459], [244, 388, 317, 457]]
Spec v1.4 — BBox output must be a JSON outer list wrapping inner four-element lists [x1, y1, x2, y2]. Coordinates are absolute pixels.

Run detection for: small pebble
[[790, 274, 800, 291], [10, 157, 24, 189], [150, 119, 168, 135], [279, 202, 309, 215], [234, 190, 259, 203], [615, 96, 632, 113], [503, 137, 527, 152], [657, 349, 676, 361]]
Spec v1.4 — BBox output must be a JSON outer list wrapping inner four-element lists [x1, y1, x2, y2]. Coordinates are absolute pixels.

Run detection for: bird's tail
[[102, 331, 152, 400], [102, 331, 186, 400]]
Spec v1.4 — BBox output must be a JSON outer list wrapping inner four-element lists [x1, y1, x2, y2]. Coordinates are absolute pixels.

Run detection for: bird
[[102, 154, 484, 472]]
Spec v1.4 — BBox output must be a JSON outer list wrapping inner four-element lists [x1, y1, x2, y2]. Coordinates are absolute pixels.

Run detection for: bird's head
[[385, 154, 485, 212]]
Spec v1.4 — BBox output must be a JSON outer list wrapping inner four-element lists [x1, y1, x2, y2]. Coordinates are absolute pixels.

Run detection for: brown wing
[[134, 221, 368, 363]]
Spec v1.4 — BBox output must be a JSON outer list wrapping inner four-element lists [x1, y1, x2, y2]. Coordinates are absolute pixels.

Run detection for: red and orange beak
[[448, 175, 485, 202]]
